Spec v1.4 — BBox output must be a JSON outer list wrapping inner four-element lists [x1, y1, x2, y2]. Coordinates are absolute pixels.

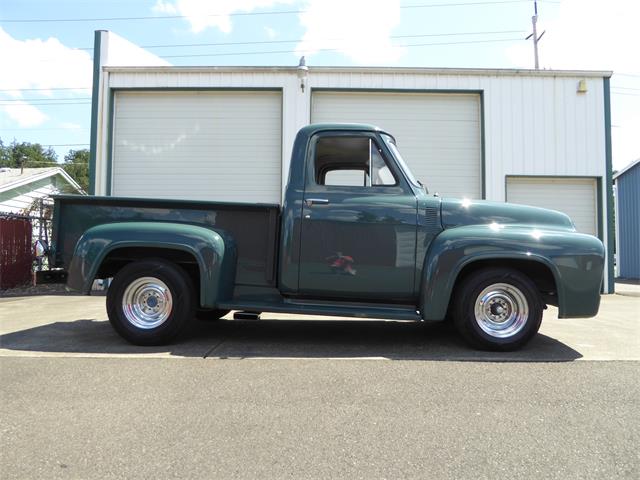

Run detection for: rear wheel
[[106, 259, 196, 345], [453, 268, 543, 351]]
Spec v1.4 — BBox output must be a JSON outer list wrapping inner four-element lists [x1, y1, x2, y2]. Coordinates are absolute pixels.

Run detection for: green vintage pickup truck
[[50, 124, 605, 351]]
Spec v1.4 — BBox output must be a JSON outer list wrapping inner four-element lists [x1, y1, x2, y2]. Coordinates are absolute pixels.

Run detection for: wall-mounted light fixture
[[577, 79, 588, 94], [297, 56, 309, 93]]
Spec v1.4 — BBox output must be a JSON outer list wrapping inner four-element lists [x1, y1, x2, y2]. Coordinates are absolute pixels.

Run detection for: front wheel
[[106, 259, 196, 345], [453, 268, 543, 351]]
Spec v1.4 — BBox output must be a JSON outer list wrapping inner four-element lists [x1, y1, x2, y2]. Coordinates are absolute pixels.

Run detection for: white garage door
[[311, 91, 482, 199], [506, 177, 598, 236], [112, 91, 282, 203]]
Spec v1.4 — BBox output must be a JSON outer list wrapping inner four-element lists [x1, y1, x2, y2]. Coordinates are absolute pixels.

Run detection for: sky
[[0, 0, 638, 170]]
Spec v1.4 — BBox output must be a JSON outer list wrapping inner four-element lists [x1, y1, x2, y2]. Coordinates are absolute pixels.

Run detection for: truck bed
[[52, 195, 281, 287]]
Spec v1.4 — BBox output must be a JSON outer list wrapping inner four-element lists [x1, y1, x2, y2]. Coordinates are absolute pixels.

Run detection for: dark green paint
[[67, 222, 235, 308], [55, 123, 606, 322], [106, 89, 115, 195], [603, 77, 615, 293], [420, 223, 604, 320], [597, 177, 603, 242], [88, 30, 105, 195], [479, 92, 486, 199]]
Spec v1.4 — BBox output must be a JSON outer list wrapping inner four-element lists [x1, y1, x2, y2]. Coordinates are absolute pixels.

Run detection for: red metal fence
[[0, 215, 33, 289]]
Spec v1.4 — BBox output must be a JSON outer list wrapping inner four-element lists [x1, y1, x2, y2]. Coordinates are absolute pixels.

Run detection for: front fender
[[420, 225, 604, 320], [67, 222, 236, 308]]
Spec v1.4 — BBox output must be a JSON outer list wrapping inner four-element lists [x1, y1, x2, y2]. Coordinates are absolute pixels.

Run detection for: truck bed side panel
[[52, 195, 280, 287]]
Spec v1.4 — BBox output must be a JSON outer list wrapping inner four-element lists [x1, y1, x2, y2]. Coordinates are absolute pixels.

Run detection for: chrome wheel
[[121, 277, 173, 329], [473, 282, 529, 338]]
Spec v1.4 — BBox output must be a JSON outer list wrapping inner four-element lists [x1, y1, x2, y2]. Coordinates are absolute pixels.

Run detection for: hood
[[440, 198, 575, 231]]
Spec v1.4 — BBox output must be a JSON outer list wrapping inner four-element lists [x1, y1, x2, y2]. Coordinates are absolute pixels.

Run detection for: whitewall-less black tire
[[453, 268, 543, 351], [106, 259, 196, 345]]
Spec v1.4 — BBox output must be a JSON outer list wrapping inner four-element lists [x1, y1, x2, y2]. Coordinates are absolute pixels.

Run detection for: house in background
[[0, 167, 84, 215], [614, 159, 640, 280]]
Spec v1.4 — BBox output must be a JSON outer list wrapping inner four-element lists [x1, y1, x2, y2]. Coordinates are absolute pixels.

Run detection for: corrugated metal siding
[[105, 71, 607, 203], [311, 91, 481, 199], [616, 164, 640, 279], [506, 177, 598, 236], [112, 91, 282, 203]]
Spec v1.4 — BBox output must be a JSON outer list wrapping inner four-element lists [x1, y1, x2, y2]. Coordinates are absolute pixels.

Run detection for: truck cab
[[51, 124, 605, 351]]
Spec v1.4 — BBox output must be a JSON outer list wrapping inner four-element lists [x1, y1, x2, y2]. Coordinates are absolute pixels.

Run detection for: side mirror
[[34, 239, 49, 258]]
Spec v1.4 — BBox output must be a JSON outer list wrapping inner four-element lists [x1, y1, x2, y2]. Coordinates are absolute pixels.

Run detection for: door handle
[[305, 198, 329, 207]]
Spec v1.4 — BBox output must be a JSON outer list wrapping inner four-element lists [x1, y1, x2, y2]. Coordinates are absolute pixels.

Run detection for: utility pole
[[526, 0, 546, 69]]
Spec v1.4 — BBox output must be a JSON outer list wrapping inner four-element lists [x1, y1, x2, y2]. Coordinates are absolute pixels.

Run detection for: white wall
[[0, 177, 61, 214]]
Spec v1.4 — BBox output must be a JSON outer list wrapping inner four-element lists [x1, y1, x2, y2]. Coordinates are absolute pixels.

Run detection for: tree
[[0, 139, 58, 168], [0, 139, 10, 166], [62, 149, 89, 192]]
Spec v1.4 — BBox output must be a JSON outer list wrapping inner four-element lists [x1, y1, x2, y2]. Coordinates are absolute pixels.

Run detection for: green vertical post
[[603, 77, 615, 293], [88, 30, 105, 195]]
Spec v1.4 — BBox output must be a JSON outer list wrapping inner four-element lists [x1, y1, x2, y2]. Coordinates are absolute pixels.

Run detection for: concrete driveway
[[0, 287, 638, 361], [1, 287, 638, 479]]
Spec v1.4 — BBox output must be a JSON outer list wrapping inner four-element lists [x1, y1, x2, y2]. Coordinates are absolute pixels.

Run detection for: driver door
[[297, 131, 418, 303]]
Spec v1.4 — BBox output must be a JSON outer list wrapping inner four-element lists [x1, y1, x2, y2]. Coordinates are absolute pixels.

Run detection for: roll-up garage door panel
[[311, 92, 482, 199], [112, 91, 282, 203], [506, 177, 598, 236]]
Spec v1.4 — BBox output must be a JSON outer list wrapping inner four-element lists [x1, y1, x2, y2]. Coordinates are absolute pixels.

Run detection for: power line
[[12, 35, 526, 64], [612, 86, 640, 92], [0, 97, 92, 102], [41, 144, 89, 147], [71, 29, 527, 51], [0, 87, 90, 92], [0, 101, 91, 106], [0, 127, 89, 131], [0, 1, 534, 23], [160, 37, 524, 59]]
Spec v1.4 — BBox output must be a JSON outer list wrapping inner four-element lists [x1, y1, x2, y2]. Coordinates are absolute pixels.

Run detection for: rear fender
[[67, 222, 236, 308]]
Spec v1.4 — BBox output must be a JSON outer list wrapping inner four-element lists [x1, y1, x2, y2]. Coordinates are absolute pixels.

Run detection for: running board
[[217, 300, 422, 321]]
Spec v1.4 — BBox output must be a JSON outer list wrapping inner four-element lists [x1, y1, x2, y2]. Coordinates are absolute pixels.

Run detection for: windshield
[[381, 134, 422, 189]]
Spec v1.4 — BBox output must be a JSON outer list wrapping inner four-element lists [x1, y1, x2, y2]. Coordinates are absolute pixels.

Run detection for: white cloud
[[1, 101, 48, 127], [0, 27, 92, 97], [153, 0, 294, 34], [59, 122, 83, 131], [504, 0, 640, 168], [295, 0, 402, 64], [505, 0, 639, 72], [149, 0, 402, 64]]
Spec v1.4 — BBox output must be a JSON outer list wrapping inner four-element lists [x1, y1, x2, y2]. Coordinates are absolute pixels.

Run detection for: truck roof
[[299, 123, 389, 136]]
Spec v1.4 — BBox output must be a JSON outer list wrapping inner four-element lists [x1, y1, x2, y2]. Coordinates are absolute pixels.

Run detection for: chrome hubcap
[[122, 277, 173, 329], [474, 283, 529, 338]]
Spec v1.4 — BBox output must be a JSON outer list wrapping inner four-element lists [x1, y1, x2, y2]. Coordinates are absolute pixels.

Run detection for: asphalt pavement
[[0, 289, 639, 479]]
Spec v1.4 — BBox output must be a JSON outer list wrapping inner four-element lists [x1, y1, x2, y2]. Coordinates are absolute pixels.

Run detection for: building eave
[[0, 168, 84, 195], [103, 65, 614, 79]]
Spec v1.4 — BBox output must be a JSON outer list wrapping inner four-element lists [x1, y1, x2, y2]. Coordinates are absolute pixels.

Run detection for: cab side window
[[314, 136, 396, 187]]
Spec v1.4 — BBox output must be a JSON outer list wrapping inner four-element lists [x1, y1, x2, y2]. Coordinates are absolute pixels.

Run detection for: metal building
[[89, 30, 615, 293], [614, 159, 640, 280]]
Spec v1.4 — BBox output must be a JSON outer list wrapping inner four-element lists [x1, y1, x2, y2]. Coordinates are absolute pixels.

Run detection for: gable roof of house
[[613, 158, 640, 181], [0, 167, 84, 194]]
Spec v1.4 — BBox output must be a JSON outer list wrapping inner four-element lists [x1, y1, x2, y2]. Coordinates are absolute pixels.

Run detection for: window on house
[[314, 136, 396, 187]]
